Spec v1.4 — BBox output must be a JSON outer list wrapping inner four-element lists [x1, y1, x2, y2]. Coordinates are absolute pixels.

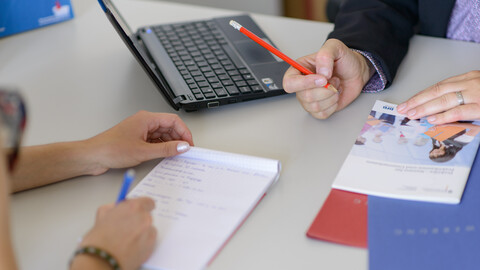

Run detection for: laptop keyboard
[[152, 21, 263, 100]]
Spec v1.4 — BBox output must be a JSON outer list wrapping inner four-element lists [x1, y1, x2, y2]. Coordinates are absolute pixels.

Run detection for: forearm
[[328, 0, 418, 87], [10, 141, 103, 193], [0, 222, 18, 270], [0, 157, 18, 269]]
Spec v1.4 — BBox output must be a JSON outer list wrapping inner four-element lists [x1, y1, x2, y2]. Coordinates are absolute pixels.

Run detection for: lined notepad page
[[128, 147, 281, 270]]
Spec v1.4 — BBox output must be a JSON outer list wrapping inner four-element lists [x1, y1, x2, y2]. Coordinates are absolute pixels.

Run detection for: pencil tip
[[327, 84, 339, 93]]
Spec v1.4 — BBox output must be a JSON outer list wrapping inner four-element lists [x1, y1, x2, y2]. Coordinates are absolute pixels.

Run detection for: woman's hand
[[397, 71, 480, 124], [85, 111, 194, 175], [71, 197, 156, 270]]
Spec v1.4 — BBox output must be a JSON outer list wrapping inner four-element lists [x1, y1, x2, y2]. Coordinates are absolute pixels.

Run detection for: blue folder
[[368, 150, 480, 270]]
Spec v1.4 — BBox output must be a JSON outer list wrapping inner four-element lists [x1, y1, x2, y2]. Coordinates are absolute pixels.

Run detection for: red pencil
[[229, 20, 337, 93]]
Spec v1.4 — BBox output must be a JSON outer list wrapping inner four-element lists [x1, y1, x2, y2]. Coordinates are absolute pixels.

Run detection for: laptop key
[[190, 87, 201, 94], [218, 74, 229, 80], [200, 66, 212, 72], [193, 75, 206, 82], [200, 87, 214, 93], [211, 82, 222, 88], [208, 77, 219, 83], [190, 71, 202, 77], [226, 85, 240, 95], [221, 79, 234, 86], [213, 87, 228, 97], [243, 74, 254, 80], [251, 85, 263, 92], [187, 65, 199, 72], [204, 92, 216, 99], [247, 79, 259, 86], [194, 93, 204, 100], [227, 70, 239, 76], [214, 69, 226, 75], [239, 86, 251, 94], [235, 81, 247, 87], [231, 75, 243, 81], [198, 81, 209, 88]]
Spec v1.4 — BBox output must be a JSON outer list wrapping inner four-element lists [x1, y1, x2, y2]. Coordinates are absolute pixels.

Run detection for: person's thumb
[[143, 141, 191, 160]]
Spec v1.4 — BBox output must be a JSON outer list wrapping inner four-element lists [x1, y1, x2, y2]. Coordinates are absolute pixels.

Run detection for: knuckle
[[307, 102, 321, 113], [127, 199, 143, 212], [408, 95, 420, 107], [432, 82, 443, 96], [439, 94, 450, 107], [303, 91, 317, 103]]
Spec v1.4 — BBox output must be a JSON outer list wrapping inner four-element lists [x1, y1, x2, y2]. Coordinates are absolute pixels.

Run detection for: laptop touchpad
[[234, 40, 279, 65]]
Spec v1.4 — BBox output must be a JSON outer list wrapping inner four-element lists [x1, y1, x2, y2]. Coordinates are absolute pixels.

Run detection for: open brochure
[[128, 147, 281, 270], [332, 100, 480, 204]]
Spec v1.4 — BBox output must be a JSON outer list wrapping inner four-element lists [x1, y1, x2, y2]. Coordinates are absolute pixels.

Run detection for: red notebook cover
[[306, 189, 368, 248]]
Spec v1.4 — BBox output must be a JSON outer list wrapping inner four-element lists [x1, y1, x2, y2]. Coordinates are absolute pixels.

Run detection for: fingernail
[[427, 116, 436, 123], [177, 142, 190, 153], [407, 109, 416, 117], [318, 67, 329, 77], [397, 103, 406, 112], [315, 78, 326, 87]]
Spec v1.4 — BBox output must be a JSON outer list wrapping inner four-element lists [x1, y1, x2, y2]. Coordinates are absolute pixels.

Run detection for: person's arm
[[0, 152, 19, 269], [283, 0, 418, 119], [10, 111, 194, 192], [397, 71, 480, 125], [329, 0, 419, 88]]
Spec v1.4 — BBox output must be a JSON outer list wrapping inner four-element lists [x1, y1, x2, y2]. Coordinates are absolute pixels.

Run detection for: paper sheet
[[128, 147, 280, 270]]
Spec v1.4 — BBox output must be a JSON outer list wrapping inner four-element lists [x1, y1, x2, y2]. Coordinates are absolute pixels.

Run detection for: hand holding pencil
[[229, 20, 337, 93], [230, 21, 374, 120]]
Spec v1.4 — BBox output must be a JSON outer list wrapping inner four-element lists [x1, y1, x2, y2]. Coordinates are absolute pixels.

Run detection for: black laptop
[[98, 0, 290, 112]]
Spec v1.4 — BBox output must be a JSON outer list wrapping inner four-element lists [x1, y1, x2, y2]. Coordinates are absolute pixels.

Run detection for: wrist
[[70, 246, 121, 270], [70, 253, 113, 270], [352, 50, 375, 86], [75, 139, 110, 176]]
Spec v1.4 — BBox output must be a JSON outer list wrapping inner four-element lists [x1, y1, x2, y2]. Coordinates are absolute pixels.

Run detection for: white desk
[[1, 0, 479, 269]]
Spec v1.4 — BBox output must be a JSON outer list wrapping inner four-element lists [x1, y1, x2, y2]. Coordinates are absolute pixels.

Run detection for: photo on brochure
[[352, 101, 480, 167]]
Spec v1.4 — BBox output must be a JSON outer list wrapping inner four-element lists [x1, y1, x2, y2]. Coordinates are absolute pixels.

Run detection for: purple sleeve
[[352, 49, 388, 93]]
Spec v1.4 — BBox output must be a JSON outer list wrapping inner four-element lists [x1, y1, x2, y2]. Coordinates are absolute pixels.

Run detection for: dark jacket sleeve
[[327, 0, 419, 88]]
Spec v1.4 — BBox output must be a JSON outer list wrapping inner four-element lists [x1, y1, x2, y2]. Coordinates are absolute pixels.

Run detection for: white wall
[[157, 0, 282, 16]]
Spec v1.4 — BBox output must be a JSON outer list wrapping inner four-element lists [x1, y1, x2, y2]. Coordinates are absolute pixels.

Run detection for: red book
[[306, 189, 368, 248]]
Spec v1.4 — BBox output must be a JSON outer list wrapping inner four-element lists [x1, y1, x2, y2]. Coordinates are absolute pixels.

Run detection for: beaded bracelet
[[71, 246, 121, 270]]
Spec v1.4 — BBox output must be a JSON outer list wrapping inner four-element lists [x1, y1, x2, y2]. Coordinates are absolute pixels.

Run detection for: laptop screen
[[99, 0, 135, 36], [97, 0, 180, 109]]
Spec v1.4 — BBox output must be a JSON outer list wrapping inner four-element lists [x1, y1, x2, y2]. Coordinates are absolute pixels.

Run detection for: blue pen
[[116, 169, 135, 204]]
